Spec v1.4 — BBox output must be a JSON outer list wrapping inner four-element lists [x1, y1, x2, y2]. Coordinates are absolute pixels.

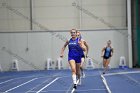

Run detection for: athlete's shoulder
[[111, 46, 114, 50], [81, 39, 86, 43], [104, 46, 107, 49], [66, 39, 70, 43], [102, 46, 106, 51], [81, 38, 85, 41], [68, 38, 72, 41]]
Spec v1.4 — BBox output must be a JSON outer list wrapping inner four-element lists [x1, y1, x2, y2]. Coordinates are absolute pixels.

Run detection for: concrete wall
[[0, 29, 129, 71], [0, 0, 129, 71], [0, 0, 30, 31], [0, 0, 126, 30]]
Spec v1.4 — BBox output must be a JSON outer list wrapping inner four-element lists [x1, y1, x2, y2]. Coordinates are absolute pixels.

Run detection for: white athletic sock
[[72, 74, 77, 84]]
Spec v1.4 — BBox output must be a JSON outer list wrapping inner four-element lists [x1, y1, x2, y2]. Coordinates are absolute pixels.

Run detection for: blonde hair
[[107, 40, 111, 43], [70, 29, 77, 33]]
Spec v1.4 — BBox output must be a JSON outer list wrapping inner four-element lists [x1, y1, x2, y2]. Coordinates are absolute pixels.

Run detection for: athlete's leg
[[76, 63, 81, 85], [80, 57, 85, 78], [103, 58, 107, 74], [103, 58, 111, 74], [69, 60, 77, 88], [105, 58, 111, 71], [103, 58, 106, 68]]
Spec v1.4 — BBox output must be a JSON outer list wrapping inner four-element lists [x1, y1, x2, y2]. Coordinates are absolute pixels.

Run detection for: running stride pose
[[101, 40, 114, 74], [60, 29, 85, 89], [76, 31, 89, 78]]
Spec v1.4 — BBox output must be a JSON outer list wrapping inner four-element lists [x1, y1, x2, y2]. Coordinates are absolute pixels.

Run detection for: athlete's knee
[[76, 72, 80, 76], [76, 70, 80, 75], [71, 68, 76, 74]]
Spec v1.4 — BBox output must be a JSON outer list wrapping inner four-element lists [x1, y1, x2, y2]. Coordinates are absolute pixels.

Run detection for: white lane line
[[36, 77, 59, 93], [0, 78, 15, 85], [46, 88, 106, 92], [25, 78, 53, 93], [0, 75, 37, 85], [50, 88, 106, 91], [0, 73, 62, 86], [20, 88, 107, 93], [71, 88, 75, 93], [70, 79, 80, 93], [101, 75, 111, 93], [26, 71, 63, 93], [66, 82, 73, 93], [4, 78, 38, 93], [125, 74, 140, 84], [104, 71, 140, 76]]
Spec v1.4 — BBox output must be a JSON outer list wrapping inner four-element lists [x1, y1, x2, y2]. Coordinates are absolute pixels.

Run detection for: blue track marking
[[105, 72, 140, 93], [36, 77, 60, 93], [75, 75, 107, 93], [38, 77, 72, 93], [4, 78, 37, 93], [126, 73, 140, 83], [11, 77, 53, 93], [0, 77, 37, 92], [0, 69, 140, 93], [84, 69, 101, 77], [0, 70, 65, 93], [25, 77, 55, 93]]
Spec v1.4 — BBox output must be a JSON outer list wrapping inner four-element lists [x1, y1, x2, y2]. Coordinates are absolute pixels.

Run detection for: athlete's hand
[[78, 40, 86, 51], [86, 55, 88, 58], [78, 40, 82, 46], [60, 54, 64, 58]]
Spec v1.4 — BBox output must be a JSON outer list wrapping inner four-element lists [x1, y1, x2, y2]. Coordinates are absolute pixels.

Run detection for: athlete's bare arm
[[83, 40, 89, 57], [111, 47, 114, 57], [78, 40, 86, 51], [101, 46, 106, 57], [60, 40, 69, 58]]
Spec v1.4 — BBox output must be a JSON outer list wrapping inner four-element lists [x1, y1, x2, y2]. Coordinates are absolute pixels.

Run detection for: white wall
[[0, 0, 126, 31], [0, 0, 30, 31], [32, 0, 79, 30], [0, 29, 129, 71], [0, 0, 129, 71], [81, 0, 126, 29], [33, 0, 126, 30]]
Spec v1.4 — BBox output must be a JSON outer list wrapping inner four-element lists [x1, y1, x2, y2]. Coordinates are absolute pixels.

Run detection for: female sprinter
[[60, 29, 85, 89], [101, 40, 114, 74], [76, 31, 89, 78]]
